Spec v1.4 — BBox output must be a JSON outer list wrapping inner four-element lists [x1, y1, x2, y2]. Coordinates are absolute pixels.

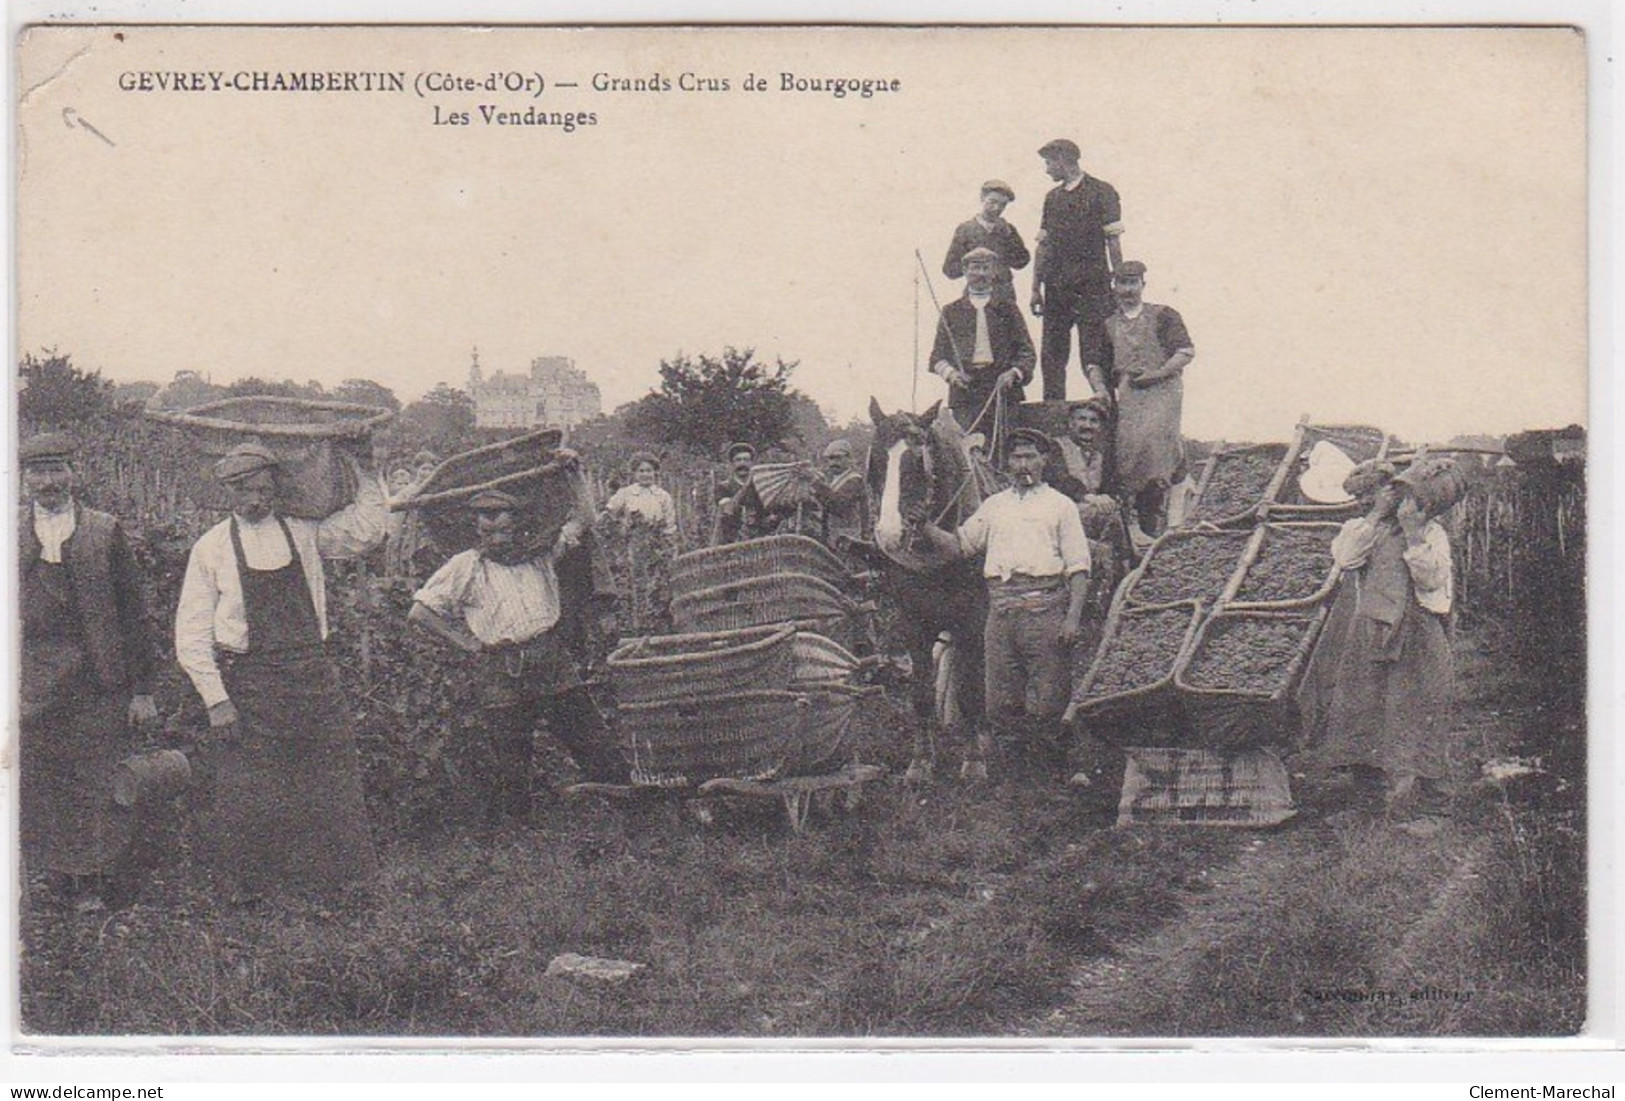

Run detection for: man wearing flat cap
[[1032, 138, 1125, 402], [409, 488, 626, 823], [916, 426, 1092, 780], [19, 432, 159, 912], [930, 246, 1038, 433], [943, 179, 1031, 306], [813, 437, 871, 548], [1086, 260, 1197, 538], [712, 441, 768, 546], [175, 441, 388, 900]]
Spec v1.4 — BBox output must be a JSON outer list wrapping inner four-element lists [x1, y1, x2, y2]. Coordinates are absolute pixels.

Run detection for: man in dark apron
[[19, 433, 158, 912], [175, 443, 388, 900]]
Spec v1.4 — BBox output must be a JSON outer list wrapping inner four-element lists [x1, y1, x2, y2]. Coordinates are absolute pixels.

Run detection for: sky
[[15, 25, 1588, 445]]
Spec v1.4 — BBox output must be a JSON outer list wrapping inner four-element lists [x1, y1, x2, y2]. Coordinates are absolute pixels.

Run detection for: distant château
[[466, 349, 603, 431]]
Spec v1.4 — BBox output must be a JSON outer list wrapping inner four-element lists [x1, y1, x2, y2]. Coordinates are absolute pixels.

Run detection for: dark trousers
[[1039, 283, 1111, 400]]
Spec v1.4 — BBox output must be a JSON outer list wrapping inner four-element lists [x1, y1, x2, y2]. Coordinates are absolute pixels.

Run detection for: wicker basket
[[1121, 528, 1257, 608], [1173, 606, 1329, 750], [1269, 423, 1392, 522], [671, 535, 852, 601], [149, 396, 393, 520], [1187, 443, 1292, 528], [392, 431, 581, 557], [670, 571, 862, 635], [1065, 599, 1204, 741], [607, 624, 799, 707], [620, 689, 807, 786], [1224, 522, 1343, 611]]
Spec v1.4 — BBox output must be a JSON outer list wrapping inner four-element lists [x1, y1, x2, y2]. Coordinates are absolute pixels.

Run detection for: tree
[[626, 347, 799, 459], [397, 383, 476, 453], [331, 378, 402, 412], [19, 350, 112, 429]]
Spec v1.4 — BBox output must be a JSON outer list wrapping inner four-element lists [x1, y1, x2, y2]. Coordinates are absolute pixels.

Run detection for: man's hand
[[557, 519, 584, 551], [127, 694, 158, 727], [934, 360, 966, 387], [1030, 293, 1044, 318], [998, 368, 1022, 391], [1397, 503, 1428, 545]]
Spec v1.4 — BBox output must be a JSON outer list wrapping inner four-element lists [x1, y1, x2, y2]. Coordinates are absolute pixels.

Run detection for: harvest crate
[[1065, 599, 1204, 743], [1173, 606, 1329, 750], [1223, 522, 1343, 611], [1187, 443, 1291, 527], [1121, 528, 1257, 608]]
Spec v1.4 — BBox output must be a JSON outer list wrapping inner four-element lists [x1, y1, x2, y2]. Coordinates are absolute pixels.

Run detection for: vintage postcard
[[6, 16, 1601, 1067]]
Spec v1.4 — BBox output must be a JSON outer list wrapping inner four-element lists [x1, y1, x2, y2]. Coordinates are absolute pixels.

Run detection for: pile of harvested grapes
[[1192, 446, 1284, 522], [1079, 603, 1196, 701], [1182, 615, 1313, 694], [1231, 525, 1338, 604], [1127, 530, 1252, 605]]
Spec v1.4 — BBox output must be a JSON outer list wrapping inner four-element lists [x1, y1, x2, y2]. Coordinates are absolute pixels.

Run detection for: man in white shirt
[[919, 428, 1092, 778], [175, 442, 388, 899], [410, 489, 627, 824]]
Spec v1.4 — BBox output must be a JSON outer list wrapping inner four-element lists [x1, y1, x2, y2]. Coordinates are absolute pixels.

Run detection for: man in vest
[[930, 247, 1037, 435], [20, 432, 159, 912], [409, 488, 628, 824], [814, 438, 870, 547]]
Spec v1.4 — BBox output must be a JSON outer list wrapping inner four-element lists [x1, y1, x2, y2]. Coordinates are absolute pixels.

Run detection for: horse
[[863, 397, 1000, 781]]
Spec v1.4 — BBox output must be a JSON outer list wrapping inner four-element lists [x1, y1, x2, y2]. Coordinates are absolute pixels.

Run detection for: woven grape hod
[[148, 395, 394, 519]]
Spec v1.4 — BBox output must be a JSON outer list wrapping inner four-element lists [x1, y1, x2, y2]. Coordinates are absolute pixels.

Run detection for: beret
[[213, 442, 281, 484]]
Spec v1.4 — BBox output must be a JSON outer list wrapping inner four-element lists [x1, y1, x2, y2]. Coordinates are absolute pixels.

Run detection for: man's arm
[[316, 455, 389, 558], [930, 311, 965, 384], [174, 536, 235, 730], [1002, 223, 1031, 272], [109, 521, 158, 698], [1062, 569, 1091, 645], [1001, 301, 1037, 385], [408, 601, 483, 654], [943, 223, 969, 280]]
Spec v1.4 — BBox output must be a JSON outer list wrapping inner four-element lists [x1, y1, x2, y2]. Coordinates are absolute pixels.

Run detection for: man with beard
[[917, 428, 1092, 778], [930, 247, 1037, 434], [1086, 260, 1196, 538], [1032, 138, 1124, 401], [175, 442, 388, 901], [19, 432, 159, 912], [942, 179, 1030, 305], [409, 488, 627, 824]]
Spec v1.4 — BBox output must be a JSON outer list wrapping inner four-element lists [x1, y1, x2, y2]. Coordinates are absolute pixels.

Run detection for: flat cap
[[726, 441, 757, 462], [823, 438, 854, 459], [1006, 426, 1054, 454], [1114, 260, 1148, 279], [980, 179, 1015, 202], [1038, 138, 1080, 161], [961, 246, 1000, 266], [19, 432, 76, 465], [213, 442, 281, 484], [466, 488, 522, 512]]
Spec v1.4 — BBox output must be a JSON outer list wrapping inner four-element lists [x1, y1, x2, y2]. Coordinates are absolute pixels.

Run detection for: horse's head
[[867, 397, 984, 570]]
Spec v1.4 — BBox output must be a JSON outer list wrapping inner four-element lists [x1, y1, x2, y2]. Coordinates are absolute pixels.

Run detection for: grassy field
[[18, 621, 1584, 1041]]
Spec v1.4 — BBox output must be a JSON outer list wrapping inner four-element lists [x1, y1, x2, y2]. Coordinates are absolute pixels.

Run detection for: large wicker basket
[[149, 396, 393, 520], [607, 624, 799, 707], [669, 571, 864, 636], [670, 535, 852, 601], [391, 431, 582, 557], [1172, 606, 1329, 750]]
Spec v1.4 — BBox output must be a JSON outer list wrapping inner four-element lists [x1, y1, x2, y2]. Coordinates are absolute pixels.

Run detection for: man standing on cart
[[409, 488, 628, 825], [1086, 260, 1196, 539], [1032, 138, 1123, 401], [930, 247, 1037, 436], [916, 427, 1092, 779]]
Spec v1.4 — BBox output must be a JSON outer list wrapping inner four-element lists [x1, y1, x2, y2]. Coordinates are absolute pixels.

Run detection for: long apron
[[1109, 309, 1184, 494], [204, 517, 378, 896], [19, 558, 133, 876], [1314, 529, 1454, 781]]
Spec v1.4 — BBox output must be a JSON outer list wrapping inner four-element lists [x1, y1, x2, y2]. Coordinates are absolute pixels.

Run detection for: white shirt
[[32, 502, 76, 564], [1331, 516, 1454, 616], [174, 474, 389, 708], [413, 549, 563, 647], [604, 482, 678, 535], [957, 482, 1092, 581]]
